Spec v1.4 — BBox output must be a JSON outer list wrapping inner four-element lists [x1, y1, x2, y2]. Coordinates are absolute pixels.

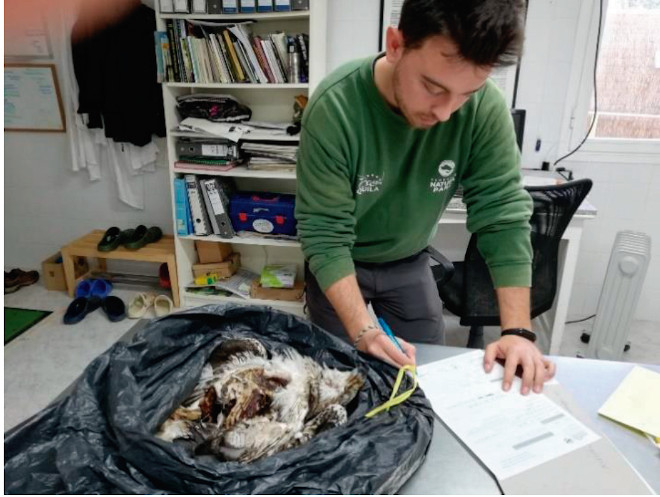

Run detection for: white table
[[437, 176, 597, 355], [400, 344, 659, 494]]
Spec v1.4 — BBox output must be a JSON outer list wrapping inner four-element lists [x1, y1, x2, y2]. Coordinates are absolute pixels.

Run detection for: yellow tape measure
[[365, 365, 418, 418]]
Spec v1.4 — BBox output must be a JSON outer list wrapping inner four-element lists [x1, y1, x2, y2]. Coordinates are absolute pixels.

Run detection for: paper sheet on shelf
[[598, 366, 660, 439], [417, 351, 600, 481]]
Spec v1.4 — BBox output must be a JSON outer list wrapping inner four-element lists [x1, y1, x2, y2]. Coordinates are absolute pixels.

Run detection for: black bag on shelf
[[4, 305, 434, 494], [176, 94, 252, 122]]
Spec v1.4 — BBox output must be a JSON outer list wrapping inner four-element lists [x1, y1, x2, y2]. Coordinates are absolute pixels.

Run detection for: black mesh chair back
[[435, 179, 593, 328]]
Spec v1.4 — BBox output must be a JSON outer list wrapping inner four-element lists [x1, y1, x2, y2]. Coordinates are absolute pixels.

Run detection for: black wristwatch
[[501, 328, 537, 343]]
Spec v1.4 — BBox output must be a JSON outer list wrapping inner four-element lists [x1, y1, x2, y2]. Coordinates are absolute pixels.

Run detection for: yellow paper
[[598, 366, 660, 438]]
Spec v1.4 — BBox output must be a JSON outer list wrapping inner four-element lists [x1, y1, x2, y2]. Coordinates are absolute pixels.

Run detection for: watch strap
[[501, 328, 537, 342]]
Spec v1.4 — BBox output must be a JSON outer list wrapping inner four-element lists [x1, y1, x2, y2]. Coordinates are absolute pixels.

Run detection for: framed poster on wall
[[4, 64, 66, 132], [378, 0, 524, 109], [4, 14, 52, 59]]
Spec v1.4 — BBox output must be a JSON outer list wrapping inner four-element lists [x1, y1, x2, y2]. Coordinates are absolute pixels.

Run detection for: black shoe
[[97, 227, 124, 252], [63, 296, 102, 325], [101, 296, 126, 322]]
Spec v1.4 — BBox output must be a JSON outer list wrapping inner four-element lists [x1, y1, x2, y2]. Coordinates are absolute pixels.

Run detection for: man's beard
[[392, 65, 434, 129]]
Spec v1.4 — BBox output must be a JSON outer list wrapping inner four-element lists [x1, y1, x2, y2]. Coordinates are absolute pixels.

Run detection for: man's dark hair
[[398, 0, 525, 66]]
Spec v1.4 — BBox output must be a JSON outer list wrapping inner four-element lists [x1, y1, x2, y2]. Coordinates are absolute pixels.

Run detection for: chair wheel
[[580, 332, 591, 344]]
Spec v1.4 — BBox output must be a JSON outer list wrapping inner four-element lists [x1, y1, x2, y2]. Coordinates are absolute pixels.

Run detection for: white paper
[[417, 351, 600, 480], [178, 117, 247, 142]]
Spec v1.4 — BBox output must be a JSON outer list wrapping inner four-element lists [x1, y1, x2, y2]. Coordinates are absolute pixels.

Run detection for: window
[[587, 0, 660, 140], [560, 0, 660, 162]]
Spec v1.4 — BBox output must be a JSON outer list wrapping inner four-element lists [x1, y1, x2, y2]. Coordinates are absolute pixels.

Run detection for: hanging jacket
[[72, 3, 165, 146]]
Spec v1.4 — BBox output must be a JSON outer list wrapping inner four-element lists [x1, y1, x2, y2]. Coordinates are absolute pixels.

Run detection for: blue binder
[[174, 178, 191, 236]]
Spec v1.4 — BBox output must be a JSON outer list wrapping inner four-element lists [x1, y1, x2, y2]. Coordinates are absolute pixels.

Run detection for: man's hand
[[356, 328, 416, 368], [483, 335, 555, 395]]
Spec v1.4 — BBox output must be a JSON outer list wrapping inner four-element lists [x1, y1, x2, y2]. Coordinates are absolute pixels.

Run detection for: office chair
[[428, 178, 593, 349]]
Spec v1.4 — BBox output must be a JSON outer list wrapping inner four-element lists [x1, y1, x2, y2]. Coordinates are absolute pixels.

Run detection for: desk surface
[[400, 345, 660, 494]]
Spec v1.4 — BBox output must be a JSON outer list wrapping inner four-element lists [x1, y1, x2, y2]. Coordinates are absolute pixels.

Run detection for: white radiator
[[586, 231, 652, 360]]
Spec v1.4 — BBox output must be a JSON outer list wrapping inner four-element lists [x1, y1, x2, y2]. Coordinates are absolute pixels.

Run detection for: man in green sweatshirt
[[296, 0, 555, 394]]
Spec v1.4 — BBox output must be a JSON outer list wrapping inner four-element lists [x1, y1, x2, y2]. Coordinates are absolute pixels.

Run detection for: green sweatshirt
[[295, 55, 532, 292]]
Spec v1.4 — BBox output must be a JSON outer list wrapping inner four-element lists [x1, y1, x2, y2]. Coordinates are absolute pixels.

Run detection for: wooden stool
[[60, 230, 179, 307]]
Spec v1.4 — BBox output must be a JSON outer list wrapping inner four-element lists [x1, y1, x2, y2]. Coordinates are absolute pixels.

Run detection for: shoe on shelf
[[75, 279, 113, 299], [159, 263, 171, 289], [63, 296, 102, 325], [4, 269, 39, 294], [154, 295, 174, 317], [128, 293, 155, 319], [122, 225, 148, 250], [123, 225, 163, 250], [101, 296, 126, 322], [97, 227, 124, 252]]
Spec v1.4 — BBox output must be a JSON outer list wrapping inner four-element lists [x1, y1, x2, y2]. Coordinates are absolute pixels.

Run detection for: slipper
[[154, 295, 174, 317], [75, 279, 93, 298], [97, 227, 123, 252], [90, 279, 113, 298], [63, 296, 101, 325], [144, 226, 163, 245], [123, 225, 148, 250], [101, 296, 126, 322], [75, 279, 112, 298], [128, 293, 155, 319]]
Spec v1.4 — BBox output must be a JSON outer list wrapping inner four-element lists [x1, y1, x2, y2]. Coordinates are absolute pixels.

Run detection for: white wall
[[4, 0, 658, 321], [3, 4, 174, 271]]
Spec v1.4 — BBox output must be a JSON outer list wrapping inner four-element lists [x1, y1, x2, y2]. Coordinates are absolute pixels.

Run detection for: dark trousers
[[305, 250, 445, 345]]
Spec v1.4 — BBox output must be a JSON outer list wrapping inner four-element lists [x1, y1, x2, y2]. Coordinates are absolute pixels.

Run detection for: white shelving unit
[[155, 1, 327, 316]]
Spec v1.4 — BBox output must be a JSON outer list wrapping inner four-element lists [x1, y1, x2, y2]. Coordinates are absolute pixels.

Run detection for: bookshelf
[[155, 1, 327, 316]]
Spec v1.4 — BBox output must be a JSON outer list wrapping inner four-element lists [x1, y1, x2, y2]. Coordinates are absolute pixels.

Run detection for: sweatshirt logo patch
[[438, 160, 455, 177], [356, 174, 383, 195], [430, 160, 456, 193]]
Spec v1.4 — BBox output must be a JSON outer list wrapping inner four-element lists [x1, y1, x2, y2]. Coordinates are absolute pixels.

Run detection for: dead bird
[[156, 338, 364, 463]]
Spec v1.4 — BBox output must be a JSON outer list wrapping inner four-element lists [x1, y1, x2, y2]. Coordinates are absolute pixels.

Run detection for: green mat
[[4, 308, 52, 345]]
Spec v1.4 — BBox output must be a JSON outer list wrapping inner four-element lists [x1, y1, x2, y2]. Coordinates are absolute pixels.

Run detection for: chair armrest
[[425, 246, 455, 287]]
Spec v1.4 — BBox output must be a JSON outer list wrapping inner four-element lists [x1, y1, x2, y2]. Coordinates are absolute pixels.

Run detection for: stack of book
[[155, 20, 309, 84], [241, 141, 298, 171]]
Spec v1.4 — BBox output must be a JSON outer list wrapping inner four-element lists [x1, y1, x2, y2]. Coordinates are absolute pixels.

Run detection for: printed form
[[417, 351, 601, 480]]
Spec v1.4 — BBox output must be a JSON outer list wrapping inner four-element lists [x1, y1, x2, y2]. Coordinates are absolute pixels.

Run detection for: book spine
[[217, 33, 236, 82], [174, 20, 187, 82], [252, 36, 276, 83], [223, 30, 246, 82], [166, 20, 181, 82], [264, 39, 285, 83], [234, 40, 256, 83], [296, 33, 309, 83], [154, 32, 165, 83]]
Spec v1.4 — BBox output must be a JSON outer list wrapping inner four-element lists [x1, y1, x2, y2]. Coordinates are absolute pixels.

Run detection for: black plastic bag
[[4, 305, 434, 494], [176, 94, 252, 122]]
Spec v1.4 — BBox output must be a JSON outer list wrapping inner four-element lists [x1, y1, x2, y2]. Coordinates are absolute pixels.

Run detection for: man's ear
[[384, 26, 406, 63]]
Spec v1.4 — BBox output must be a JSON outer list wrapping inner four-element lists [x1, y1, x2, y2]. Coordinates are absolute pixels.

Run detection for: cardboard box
[[41, 253, 89, 292], [250, 279, 305, 302], [192, 253, 240, 279], [195, 240, 233, 263]]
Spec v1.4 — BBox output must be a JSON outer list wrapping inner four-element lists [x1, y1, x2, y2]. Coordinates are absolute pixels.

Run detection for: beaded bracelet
[[353, 323, 379, 348]]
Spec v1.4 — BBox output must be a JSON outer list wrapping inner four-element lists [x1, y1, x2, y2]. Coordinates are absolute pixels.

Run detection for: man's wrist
[[352, 323, 379, 347], [501, 328, 537, 343]]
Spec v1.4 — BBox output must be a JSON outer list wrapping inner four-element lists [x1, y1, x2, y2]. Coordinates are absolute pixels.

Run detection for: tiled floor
[[4, 279, 659, 432]]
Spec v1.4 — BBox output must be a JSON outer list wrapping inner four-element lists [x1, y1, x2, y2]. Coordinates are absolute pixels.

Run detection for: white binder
[[184, 175, 210, 236], [201, 178, 236, 239]]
